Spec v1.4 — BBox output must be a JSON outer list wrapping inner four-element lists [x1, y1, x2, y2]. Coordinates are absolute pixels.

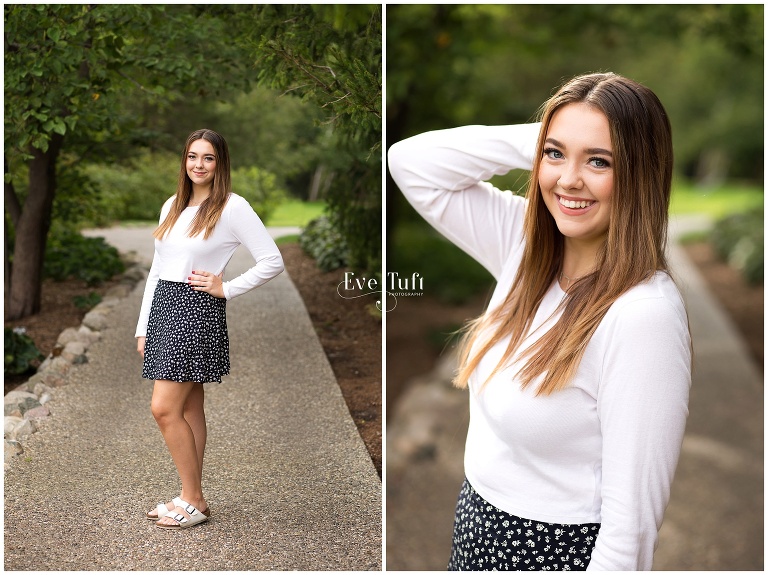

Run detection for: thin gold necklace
[[559, 271, 583, 289]]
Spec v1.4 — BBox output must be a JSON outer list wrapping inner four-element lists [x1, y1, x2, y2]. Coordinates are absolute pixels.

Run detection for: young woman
[[136, 129, 284, 530], [388, 73, 691, 570]]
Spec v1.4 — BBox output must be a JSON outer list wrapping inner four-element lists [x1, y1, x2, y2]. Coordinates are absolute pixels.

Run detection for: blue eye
[[543, 147, 563, 160], [589, 157, 610, 168]]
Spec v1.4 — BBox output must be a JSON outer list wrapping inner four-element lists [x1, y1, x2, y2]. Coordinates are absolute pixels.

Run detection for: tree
[[4, 5, 250, 319], [243, 4, 382, 272]]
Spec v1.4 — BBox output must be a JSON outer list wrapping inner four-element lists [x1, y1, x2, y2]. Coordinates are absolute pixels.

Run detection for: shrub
[[4, 327, 44, 375], [73, 292, 102, 310], [231, 165, 287, 224], [710, 208, 764, 284], [44, 230, 125, 286], [84, 151, 180, 223], [390, 222, 493, 305], [299, 216, 351, 272], [84, 151, 287, 225]]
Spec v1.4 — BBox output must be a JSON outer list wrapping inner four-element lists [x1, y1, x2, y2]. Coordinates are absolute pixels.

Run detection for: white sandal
[[146, 497, 184, 521], [155, 499, 210, 530]]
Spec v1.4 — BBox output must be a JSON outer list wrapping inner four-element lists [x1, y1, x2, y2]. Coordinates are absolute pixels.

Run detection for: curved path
[[4, 226, 382, 571]]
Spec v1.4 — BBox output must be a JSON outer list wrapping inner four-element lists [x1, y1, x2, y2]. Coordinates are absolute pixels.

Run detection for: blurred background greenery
[[387, 4, 763, 303]]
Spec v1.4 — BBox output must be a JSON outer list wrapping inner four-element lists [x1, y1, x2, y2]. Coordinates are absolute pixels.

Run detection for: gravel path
[[4, 227, 382, 570]]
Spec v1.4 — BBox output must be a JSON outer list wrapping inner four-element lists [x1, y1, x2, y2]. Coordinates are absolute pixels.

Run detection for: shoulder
[[222, 193, 254, 216], [224, 192, 248, 209], [222, 193, 264, 227], [604, 272, 688, 334], [160, 195, 177, 217]]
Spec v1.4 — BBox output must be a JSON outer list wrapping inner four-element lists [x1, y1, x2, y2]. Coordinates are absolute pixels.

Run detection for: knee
[[151, 397, 179, 427]]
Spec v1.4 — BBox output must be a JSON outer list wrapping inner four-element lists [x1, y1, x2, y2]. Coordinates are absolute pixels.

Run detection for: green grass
[[274, 233, 300, 245], [265, 199, 326, 227], [670, 181, 763, 218]]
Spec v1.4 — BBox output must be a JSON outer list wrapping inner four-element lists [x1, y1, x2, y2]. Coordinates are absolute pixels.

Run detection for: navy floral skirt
[[448, 479, 600, 571], [142, 280, 230, 384]]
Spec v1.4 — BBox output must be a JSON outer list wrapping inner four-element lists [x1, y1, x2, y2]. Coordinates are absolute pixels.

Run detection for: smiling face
[[185, 139, 217, 190], [538, 102, 614, 251]]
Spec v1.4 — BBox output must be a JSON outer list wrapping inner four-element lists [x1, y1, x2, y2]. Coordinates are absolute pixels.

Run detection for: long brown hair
[[154, 128, 232, 240], [454, 72, 674, 395]]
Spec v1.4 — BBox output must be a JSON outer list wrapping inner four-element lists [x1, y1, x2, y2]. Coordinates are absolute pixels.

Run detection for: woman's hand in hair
[[188, 270, 225, 298]]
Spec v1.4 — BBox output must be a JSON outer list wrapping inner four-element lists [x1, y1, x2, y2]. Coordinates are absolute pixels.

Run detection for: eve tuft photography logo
[[337, 272, 424, 312]]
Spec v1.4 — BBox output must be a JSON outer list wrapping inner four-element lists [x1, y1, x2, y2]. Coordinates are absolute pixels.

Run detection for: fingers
[[188, 270, 221, 293]]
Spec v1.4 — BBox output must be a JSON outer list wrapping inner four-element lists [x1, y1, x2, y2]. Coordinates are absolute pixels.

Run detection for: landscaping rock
[[41, 372, 66, 388], [61, 341, 89, 364], [24, 406, 50, 421], [78, 325, 101, 343], [63, 341, 87, 357], [123, 266, 146, 282], [45, 357, 72, 376], [97, 296, 121, 308], [9, 418, 36, 441], [4, 390, 38, 402], [56, 327, 84, 347], [4, 439, 23, 460], [25, 373, 47, 388], [33, 383, 55, 398], [4, 399, 41, 418], [4, 416, 23, 437], [83, 310, 108, 331], [38, 393, 53, 406], [106, 284, 132, 299]]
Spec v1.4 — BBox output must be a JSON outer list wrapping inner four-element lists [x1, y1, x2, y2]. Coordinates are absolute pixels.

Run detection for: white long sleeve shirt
[[135, 193, 284, 337], [388, 124, 691, 571]]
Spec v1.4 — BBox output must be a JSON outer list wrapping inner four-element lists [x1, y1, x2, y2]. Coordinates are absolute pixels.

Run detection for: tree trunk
[[308, 164, 325, 202], [6, 135, 64, 320]]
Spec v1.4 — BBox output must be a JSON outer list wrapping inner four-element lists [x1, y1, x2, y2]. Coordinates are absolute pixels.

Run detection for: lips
[[556, 194, 595, 210]]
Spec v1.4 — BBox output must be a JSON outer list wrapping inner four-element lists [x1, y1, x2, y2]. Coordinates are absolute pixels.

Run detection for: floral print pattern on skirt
[[142, 279, 230, 384], [448, 479, 600, 571]]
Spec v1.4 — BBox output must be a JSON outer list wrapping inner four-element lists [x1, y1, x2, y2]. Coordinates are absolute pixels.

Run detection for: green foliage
[[202, 88, 325, 197], [710, 209, 764, 285], [4, 4, 251, 159], [231, 165, 287, 225], [386, 5, 763, 181], [392, 222, 494, 305], [83, 151, 287, 225], [73, 292, 102, 310], [83, 151, 178, 224], [246, 5, 382, 275], [4, 328, 45, 375], [44, 230, 125, 286], [299, 216, 350, 272]]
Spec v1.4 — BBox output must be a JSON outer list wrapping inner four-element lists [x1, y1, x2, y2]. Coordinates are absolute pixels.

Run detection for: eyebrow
[[545, 137, 613, 157]]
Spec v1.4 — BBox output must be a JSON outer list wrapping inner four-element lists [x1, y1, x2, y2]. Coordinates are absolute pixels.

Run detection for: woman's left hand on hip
[[188, 270, 225, 298]]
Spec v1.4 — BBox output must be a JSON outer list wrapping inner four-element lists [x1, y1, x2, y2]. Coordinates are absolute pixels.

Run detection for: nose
[[557, 161, 583, 190]]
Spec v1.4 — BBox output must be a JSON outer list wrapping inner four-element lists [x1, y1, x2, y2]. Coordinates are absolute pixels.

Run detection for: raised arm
[[388, 123, 540, 279]]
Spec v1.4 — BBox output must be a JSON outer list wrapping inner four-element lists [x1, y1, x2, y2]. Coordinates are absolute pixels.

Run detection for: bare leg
[[151, 380, 208, 526], [183, 383, 206, 476]]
